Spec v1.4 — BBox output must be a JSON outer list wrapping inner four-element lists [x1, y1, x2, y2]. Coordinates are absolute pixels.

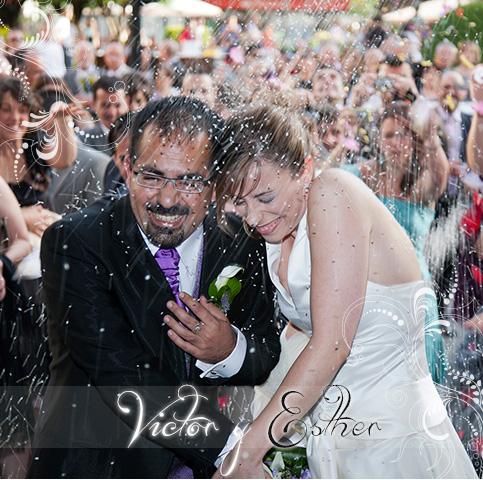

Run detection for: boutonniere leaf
[[208, 265, 244, 313]]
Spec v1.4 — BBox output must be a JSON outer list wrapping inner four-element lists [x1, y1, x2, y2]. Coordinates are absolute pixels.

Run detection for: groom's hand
[[165, 293, 237, 363]]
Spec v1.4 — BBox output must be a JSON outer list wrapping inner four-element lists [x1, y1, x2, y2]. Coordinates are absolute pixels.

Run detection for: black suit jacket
[[460, 112, 473, 164], [33, 195, 280, 477]]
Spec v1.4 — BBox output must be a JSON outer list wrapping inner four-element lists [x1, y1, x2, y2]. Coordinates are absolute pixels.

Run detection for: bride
[[213, 106, 477, 478]]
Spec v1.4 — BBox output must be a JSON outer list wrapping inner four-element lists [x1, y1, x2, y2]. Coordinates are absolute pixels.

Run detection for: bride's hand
[[213, 445, 267, 479]]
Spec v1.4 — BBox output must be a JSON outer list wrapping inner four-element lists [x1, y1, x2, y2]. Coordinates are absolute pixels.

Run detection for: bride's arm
[[217, 170, 371, 476]]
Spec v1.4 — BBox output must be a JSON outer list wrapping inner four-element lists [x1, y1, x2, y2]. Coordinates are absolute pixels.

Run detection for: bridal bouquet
[[264, 447, 311, 479]]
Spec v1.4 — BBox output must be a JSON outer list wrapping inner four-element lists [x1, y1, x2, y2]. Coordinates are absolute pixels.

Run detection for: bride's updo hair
[[214, 105, 311, 231]]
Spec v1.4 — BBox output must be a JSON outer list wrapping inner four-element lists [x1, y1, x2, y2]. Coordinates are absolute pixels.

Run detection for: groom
[[29, 97, 281, 478]]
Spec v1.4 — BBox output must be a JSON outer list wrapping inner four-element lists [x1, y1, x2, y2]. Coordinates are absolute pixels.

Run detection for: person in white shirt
[[102, 41, 133, 78]]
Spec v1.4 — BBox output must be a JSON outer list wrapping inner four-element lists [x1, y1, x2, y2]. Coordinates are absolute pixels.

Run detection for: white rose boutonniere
[[208, 265, 244, 313]]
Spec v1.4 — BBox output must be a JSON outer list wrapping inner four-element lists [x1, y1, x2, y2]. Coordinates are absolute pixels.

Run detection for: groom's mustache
[[146, 204, 190, 216]]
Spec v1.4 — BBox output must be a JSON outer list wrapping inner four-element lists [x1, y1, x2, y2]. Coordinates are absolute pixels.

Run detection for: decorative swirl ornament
[[20, 7, 51, 49], [35, 130, 58, 162]]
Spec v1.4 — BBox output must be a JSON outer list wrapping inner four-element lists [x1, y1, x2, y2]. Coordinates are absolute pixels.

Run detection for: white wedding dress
[[252, 212, 477, 479]]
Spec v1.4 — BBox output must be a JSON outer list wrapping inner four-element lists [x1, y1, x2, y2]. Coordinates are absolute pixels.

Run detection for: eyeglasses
[[133, 170, 212, 194]]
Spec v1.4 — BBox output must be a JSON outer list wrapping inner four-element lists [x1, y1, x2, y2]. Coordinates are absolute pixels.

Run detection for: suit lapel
[[188, 211, 233, 380], [199, 212, 224, 298], [108, 203, 235, 383], [109, 196, 187, 381], [199, 211, 247, 298]]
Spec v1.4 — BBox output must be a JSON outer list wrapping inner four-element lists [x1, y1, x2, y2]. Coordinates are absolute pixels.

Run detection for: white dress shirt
[[437, 103, 463, 163], [138, 226, 247, 379]]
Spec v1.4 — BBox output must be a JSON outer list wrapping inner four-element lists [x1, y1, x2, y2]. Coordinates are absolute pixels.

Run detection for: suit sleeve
[[232, 242, 282, 385], [40, 221, 234, 469]]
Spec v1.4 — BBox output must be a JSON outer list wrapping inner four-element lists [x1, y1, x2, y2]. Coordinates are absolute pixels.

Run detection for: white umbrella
[[417, 0, 472, 22], [382, 6, 417, 24], [168, 0, 223, 18], [141, 2, 177, 17], [382, 0, 473, 24]]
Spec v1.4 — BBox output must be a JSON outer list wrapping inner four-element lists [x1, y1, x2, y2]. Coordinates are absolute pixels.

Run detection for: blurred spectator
[[316, 41, 341, 70], [139, 46, 155, 82], [179, 19, 196, 42], [31, 85, 109, 215], [46, 140, 109, 214], [0, 177, 48, 477], [312, 67, 345, 108], [81, 76, 128, 153], [34, 75, 71, 108], [314, 104, 340, 153], [456, 41, 482, 93], [29, 75, 110, 214], [436, 70, 467, 166], [0, 176, 31, 265], [453, 182, 483, 331], [363, 48, 384, 74], [379, 53, 414, 79], [262, 23, 277, 50], [340, 46, 363, 86], [156, 40, 179, 64], [466, 65, 483, 175], [22, 49, 46, 87], [345, 102, 449, 382], [348, 72, 377, 109], [360, 69, 414, 113], [181, 72, 216, 109], [154, 62, 179, 98], [216, 82, 243, 119], [244, 12, 263, 47], [434, 39, 458, 71], [102, 42, 133, 77], [3, 28, 24, 70], [326, 110, 374, 167], [447, 67, 483, 477], [401, 26, 423, 63], [380, 34, 410, 62], [0, 76, 74, 237], [363, 15, 388, 48], [420, 64, 442, 100], [34, 73, 95, 132], [123, 72, 152, 111], [64, 40, 100, 103], [103, 113, 135, 195], [218, 15, 242, 50], [294, 52, 317, 90]]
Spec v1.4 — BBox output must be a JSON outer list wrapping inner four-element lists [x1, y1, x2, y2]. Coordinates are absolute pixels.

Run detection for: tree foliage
[[423, 1, 483, 61]]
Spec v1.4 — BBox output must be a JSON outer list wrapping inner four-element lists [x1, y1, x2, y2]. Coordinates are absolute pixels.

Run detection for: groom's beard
[[145, 203, 191, 248]]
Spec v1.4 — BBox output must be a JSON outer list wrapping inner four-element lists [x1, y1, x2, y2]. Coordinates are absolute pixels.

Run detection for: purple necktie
[[154, 248, 184, 308], [155, 248, 194, 479], [155, 247, 193, 374]]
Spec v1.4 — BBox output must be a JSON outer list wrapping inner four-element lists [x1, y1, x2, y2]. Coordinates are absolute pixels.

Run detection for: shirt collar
[[138, 224, 204, 261]]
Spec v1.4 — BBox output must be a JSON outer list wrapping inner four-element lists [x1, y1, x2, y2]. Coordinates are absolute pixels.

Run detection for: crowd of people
[[0, 8, 482, 478]]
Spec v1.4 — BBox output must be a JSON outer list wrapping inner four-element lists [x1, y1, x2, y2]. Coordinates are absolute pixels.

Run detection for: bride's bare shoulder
[[310, 167, 372, 205]]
